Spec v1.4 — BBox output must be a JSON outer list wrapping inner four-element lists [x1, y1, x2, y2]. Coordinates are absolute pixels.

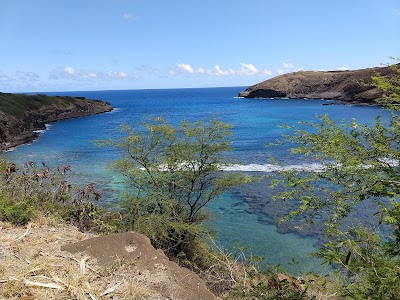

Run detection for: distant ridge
[[239, 64, 399, 103], [0, 93, 113, 150]]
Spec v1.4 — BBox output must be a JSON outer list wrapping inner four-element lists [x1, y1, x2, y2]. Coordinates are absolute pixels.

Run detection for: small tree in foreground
[[109, 117, 246, 255], [271, 58, 400, 299]]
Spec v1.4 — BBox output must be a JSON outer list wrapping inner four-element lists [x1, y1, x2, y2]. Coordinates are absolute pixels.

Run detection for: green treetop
[[107, 116, 246, 255], [271, 58, 400, 299]]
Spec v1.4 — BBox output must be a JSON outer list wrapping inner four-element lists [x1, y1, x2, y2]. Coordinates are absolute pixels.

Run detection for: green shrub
[[0, 195, 34, 225], [0, 158, 107, 231]]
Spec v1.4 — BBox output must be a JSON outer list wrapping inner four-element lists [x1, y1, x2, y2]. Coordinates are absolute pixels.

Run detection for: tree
[[371, 59, 400, 109], [271, 58, 400, 299], [109, 116, 246, 255]]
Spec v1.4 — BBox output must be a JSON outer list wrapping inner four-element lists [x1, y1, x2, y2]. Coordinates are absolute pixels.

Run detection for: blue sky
[[1, 0, 399, 92]]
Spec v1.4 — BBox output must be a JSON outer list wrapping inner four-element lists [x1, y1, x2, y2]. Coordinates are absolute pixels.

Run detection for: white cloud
[[238, 63, 259, 75], [107, 71, 129, 78], [276, 63, 304, 75], [168, 63, 272, 77], [214, 65, 235, 76], [49, 66, 80, 80], [177, 64, 194, 74], [283, 63, 295, 69], [49, 67, 131, 81], [64, 66, 75, 75], [85, 72, 98, 78], [197, 68, 212, 75], [263, 69, 272, 75], [16, 71, 40, 82]]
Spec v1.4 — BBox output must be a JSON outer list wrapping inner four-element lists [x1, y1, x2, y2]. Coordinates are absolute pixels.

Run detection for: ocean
[[5, 87, 390, 274]]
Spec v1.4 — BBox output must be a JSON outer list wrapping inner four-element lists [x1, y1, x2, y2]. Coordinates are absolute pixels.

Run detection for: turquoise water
[[5, 87, 390, 274]]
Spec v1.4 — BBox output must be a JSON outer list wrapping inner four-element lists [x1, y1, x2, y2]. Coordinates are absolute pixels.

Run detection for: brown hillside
[[239, 64, 398, 103]]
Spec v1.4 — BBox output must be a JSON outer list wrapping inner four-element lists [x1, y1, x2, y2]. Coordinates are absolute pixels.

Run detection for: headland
[[239, 64, 399, 104], [0, 93, 113, 151]]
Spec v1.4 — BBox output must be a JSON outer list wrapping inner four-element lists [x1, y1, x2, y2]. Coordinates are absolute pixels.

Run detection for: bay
[[5, 87, 391, 274]]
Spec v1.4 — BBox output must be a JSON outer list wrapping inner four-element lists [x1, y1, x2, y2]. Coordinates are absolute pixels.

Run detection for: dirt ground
[[0, 219, 216, 300]]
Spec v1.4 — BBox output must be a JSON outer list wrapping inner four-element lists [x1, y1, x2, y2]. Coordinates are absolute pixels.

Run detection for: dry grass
[[0, 218, 341, 300], [199, 239, 341, 300], [0, 219, 157, 300]]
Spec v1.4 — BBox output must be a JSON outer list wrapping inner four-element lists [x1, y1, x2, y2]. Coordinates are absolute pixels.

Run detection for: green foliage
[[0, 196, 34, 226], [315, 225, 400, 300], [0, 157, 106, 230], [272, 114, 400, 232], [0, 92, 86, 117], [107, 116, 247, 256], [371, 57, 400, 110], [271, 57, 400, 299]]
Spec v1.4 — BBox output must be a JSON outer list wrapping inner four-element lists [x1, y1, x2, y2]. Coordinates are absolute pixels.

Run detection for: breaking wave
[[140, 162, 325, 173], [220, 163, 325, 172], [221, 158, 399, 172], [33, 124, 52, 134]]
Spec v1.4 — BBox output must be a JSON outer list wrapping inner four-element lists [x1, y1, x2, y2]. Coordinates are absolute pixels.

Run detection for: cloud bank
[[170, 63, 272, 77], [49, 67, 132, 81]]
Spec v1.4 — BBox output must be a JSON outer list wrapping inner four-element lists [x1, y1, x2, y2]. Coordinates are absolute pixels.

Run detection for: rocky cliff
[[239, 64, 398, 103], [0, 93, 113, 151]]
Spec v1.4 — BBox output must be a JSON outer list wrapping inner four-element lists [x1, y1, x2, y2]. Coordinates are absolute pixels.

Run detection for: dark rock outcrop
[[0, 93, 113, 151], [239, 64, 398, 103]]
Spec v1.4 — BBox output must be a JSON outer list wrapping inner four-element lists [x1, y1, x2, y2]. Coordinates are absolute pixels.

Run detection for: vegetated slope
[[239, 64, 399, 103], [0, 93, 113, 150]]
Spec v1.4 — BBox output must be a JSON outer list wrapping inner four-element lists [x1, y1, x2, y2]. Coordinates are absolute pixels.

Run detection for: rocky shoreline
[[239, 64, 398, 104], [0, 93, 113, 151]]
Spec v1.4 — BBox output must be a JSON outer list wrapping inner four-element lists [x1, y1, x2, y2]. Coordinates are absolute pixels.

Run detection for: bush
[[0, 158, 107, 231], [0, 196, 34, 225], [107, 117, 247, 257]]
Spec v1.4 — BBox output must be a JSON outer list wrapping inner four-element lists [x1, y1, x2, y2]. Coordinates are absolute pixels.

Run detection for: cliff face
[[0, 93, 113, 150], [239, 64, 398, 103]]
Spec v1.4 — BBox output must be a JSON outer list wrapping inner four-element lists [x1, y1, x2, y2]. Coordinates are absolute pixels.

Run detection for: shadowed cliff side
[[239, 64, 399, 103], [0, 93, 113, 151]]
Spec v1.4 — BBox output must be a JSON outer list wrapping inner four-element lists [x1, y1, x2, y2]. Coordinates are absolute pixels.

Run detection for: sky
[[0, 0, 399, 93]]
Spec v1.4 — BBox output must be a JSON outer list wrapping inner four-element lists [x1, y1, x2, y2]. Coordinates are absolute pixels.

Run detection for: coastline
[[2, 109, 114, 152], [240, 96, 383, 106], [0, 94, 113, 151], [1, 108, 114, 152]]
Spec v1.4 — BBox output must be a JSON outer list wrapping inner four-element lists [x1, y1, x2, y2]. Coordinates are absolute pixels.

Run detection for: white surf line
[[220, 163, 325, 172]]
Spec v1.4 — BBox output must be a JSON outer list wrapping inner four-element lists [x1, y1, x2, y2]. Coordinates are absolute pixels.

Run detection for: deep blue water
[[5, 87, 391, 274]]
